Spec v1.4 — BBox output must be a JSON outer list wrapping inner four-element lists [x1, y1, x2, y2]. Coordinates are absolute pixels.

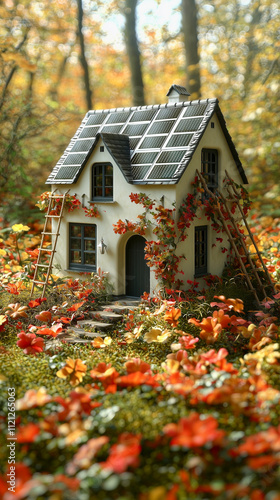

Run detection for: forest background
[[0, 0, 279, 225]]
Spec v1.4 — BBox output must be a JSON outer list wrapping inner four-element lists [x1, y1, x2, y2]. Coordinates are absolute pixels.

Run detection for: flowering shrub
[[0, 214, 280, 499]]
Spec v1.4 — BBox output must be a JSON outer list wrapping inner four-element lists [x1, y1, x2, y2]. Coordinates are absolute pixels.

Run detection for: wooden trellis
[[196, 169, 276, 306], [30, 190, 69, 298]]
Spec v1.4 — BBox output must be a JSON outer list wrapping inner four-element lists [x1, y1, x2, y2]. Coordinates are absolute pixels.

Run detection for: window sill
[[88, 200, 116, 205], [66, 268, 96, 273], [194, 271, 209, 278]]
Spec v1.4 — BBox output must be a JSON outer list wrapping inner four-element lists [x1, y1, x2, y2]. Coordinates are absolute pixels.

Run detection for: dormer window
[[92, 163, 113, 201], [201, 149, 218, 192]]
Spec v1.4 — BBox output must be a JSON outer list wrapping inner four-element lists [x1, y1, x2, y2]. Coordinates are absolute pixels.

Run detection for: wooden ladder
[[30, 190, 69, 298], [195, 169, 276, 306]]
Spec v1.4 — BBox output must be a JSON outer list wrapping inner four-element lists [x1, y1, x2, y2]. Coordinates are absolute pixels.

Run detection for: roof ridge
[[87, 98, 218, 116]]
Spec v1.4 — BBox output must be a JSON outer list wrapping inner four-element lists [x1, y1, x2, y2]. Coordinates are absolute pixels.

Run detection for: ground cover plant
[[0, 216, 280, 500]]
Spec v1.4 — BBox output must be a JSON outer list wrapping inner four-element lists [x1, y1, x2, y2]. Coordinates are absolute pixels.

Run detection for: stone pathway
[[56, 299, 140, 344]]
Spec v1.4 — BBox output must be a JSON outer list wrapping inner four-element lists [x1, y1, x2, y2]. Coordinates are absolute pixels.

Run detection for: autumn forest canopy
[[0, 0, 279, 223]]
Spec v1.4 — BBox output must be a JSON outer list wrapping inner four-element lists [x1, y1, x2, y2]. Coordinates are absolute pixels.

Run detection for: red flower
[[163, 412, 225, 448], [17, 332, 44, 354], [101, 433, 141, 473], [16, 423, 40, 443], [124, 357, 151, 374]]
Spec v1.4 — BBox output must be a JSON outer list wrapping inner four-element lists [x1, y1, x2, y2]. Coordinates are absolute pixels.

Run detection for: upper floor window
[[92, 163, 113, 201], [201, 149, 218, 192]]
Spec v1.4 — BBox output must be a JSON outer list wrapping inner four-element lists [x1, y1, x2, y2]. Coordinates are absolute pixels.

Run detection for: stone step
[[76, 320, 112, 331], [100, 304, 139, 314], [90, 310, 123, 322]]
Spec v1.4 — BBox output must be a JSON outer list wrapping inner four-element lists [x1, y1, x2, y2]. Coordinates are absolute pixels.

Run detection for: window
[[201, 149, 218, 192], [69, 223, 96, 271], [92, 163, 113, 201], [195, 226, 208, 276]]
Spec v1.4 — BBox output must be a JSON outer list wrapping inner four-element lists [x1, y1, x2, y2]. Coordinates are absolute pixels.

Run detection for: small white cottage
[[45, 85, 248, 297]]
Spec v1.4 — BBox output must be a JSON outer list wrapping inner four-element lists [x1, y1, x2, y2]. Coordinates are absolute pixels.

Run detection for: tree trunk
[[181, 0, 201, 99], [123, 0, 145, 106], [77, 0, 93, 109]]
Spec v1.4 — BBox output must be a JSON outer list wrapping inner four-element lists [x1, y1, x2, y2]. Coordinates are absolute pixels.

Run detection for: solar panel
[[85, 114, 107, 126], [139, 136, 166, 149], [71, 139, 95, 152], [123, 123, 149, 136], [166, 134, 193, 148], [132, 152, 158, 164], [79, 126, 100, 139], [131, 165, 151, 179], [130, 109, 157, 122], [148, 120, 174, 135], [184, 103, 208, 117], [107, 111, 131, 124], [102, 124, 123, 133], [129, 137, 141, 150], [156, 150, 186, 163], [156, 107, 182, 120], [62, 153, 87, 165], [54, 166, 81, 180], [174, 117, 203, 133], [147, 164, 178, 179]]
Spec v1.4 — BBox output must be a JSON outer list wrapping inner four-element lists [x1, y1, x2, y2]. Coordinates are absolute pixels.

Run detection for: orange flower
[[211, 295, 244, 313], [0, 315, 8, 332], [35, 310, 52, 323], [124, 357, 151, 374], [16, 388, 52, 410], [56, 358, 87, 386], [67, 301, 86, 312], [163, 412, 225, 448], [101, 433, 141, 473], [5, 303, 28, 319], [164, 307, 181, 327]]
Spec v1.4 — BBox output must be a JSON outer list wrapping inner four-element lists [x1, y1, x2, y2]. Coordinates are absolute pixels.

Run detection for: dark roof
[[166, 84, 191, 96], [46, 98, 247, 185]]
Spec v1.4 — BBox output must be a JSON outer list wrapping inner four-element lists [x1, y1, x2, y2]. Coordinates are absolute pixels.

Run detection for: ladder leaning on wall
[[195, 169, 276, 306], [30, 190, 69, 298]]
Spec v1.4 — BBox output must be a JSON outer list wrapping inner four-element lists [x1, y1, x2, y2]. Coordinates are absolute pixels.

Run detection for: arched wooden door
[[125, 235, 150, 297]]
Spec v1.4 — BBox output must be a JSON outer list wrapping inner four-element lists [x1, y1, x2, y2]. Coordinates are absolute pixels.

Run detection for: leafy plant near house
[[0, 216, 280, 499], [113, 178, 252, 290]]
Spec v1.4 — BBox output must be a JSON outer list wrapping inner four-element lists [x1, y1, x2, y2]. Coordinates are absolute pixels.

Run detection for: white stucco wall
[[50, 114, 247, 295]]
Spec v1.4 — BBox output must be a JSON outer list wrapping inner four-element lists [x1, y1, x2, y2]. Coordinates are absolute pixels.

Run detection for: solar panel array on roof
[[79, 126, 100, 139], [174, 117, 203, 133], [54, 166, 81, 180], [139, 136, 166, 149], [107, 111, 131, 124], [130, 109, 157, 122], [148, 164, 178, 179], [86, 114, 106, 126], [123, 123, 149, 136], [71, 139, 95, 153], [132, 152, 158, 165], [47, 97, 230, 185]]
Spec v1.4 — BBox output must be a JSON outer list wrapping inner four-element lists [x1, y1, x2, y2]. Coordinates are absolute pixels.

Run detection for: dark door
[[125, 235, 150, 297]]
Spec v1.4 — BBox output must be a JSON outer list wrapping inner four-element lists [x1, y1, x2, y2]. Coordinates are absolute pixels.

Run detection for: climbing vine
[[113, 176, 252, 291], [36, 192, 100, 218]]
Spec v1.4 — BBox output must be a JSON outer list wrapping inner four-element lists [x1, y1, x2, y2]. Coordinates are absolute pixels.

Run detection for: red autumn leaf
[[28, 298, 47, 308], [16, 423, 40, 443], [17, 332, 44, 355], [67, 301, 86, 312]]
